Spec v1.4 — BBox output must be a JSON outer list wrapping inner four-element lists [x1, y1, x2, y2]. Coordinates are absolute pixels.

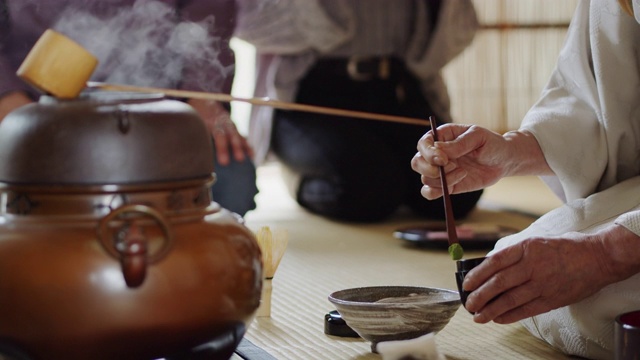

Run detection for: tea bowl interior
[[328, 286, 461, 352]]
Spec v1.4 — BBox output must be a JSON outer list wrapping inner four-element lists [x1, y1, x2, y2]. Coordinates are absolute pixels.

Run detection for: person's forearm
[[0, 91, 33, 121], [502, 130, 554, 177], [595, 223, 640, 286]]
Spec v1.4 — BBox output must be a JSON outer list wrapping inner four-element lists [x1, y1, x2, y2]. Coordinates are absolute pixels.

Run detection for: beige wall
[[230, 37, 256, 136], [444, 0, 580, 132]]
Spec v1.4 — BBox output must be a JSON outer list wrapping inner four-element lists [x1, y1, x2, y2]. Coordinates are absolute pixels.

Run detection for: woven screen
[[443, 0, 580, 132]]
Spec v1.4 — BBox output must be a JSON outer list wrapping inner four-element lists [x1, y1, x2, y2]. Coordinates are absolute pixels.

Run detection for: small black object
[[394, 224, 517, 250], [455, 257, 487, 313], [324, 310, 360, 338]]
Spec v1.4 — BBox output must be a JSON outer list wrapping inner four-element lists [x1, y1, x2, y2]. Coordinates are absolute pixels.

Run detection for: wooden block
[[17, 29, 98, 99]]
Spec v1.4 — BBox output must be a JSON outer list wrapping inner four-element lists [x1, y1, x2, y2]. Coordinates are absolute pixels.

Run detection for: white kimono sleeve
[[519, 0, 640, 203], [489, 1, 640, 358]]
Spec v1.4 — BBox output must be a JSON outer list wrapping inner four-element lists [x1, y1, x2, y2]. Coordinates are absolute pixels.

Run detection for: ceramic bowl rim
[[328, 285, 461, 308]]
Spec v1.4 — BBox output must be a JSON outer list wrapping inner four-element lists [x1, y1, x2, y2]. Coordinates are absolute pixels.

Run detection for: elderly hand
[[187, 98, 254, 166], [411, 124, 552, 200], [411, 124, 510, 199], [463, 224, 640, 325]]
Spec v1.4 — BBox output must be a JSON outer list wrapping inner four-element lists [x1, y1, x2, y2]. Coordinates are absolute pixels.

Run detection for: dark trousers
[[271, 59, 482, 222]]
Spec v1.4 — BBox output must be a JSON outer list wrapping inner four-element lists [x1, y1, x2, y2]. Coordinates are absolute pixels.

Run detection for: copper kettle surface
[[0, 92, 263, 360]]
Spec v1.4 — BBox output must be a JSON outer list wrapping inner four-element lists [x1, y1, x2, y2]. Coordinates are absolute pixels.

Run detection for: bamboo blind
[[443, 0, 580, 133]]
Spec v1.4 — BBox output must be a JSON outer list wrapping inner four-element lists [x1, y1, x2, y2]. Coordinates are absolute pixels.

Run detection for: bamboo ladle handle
[[18, 29, 428, 127], [86, 82, 428, 126]]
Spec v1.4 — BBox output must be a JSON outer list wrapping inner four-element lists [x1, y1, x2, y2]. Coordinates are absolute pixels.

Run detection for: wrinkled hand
[[462, 225, 638, 324], [411, 124, 552, 200], [411, 124, 511, 200], [188, 98, 254, 166]]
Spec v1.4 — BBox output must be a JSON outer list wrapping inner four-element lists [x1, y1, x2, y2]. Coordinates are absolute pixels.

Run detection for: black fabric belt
[[311, 56, 407, 82]]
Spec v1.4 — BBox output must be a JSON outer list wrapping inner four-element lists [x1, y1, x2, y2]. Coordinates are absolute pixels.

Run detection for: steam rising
[[53, 0, 231, 92]]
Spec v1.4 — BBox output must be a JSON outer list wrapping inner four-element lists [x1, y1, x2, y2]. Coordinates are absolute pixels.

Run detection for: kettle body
[[0, 93, 262, 359]]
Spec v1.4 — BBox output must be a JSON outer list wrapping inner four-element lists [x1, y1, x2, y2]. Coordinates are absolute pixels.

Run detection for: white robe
[[492, 1, 640, 358]]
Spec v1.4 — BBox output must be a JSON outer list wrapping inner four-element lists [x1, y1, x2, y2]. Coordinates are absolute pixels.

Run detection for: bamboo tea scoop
[[428, 116, 463, 260], [17, 29, 428, 127]]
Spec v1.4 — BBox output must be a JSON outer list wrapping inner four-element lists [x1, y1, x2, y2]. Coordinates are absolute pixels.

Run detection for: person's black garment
[[271, 57, 483, 222]]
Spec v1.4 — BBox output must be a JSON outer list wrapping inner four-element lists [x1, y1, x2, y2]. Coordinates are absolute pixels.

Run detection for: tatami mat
[[242, 163, 572, 360]]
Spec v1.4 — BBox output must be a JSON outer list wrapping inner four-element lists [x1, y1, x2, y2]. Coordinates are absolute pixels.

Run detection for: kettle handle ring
[[97, 204, 174, 264]]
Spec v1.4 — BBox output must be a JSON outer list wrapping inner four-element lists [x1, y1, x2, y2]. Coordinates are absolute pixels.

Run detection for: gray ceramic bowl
[[328, 286, 461, 352]]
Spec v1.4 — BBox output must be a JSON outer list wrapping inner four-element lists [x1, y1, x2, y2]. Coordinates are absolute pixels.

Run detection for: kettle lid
[[0, 91, 214, 185]]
